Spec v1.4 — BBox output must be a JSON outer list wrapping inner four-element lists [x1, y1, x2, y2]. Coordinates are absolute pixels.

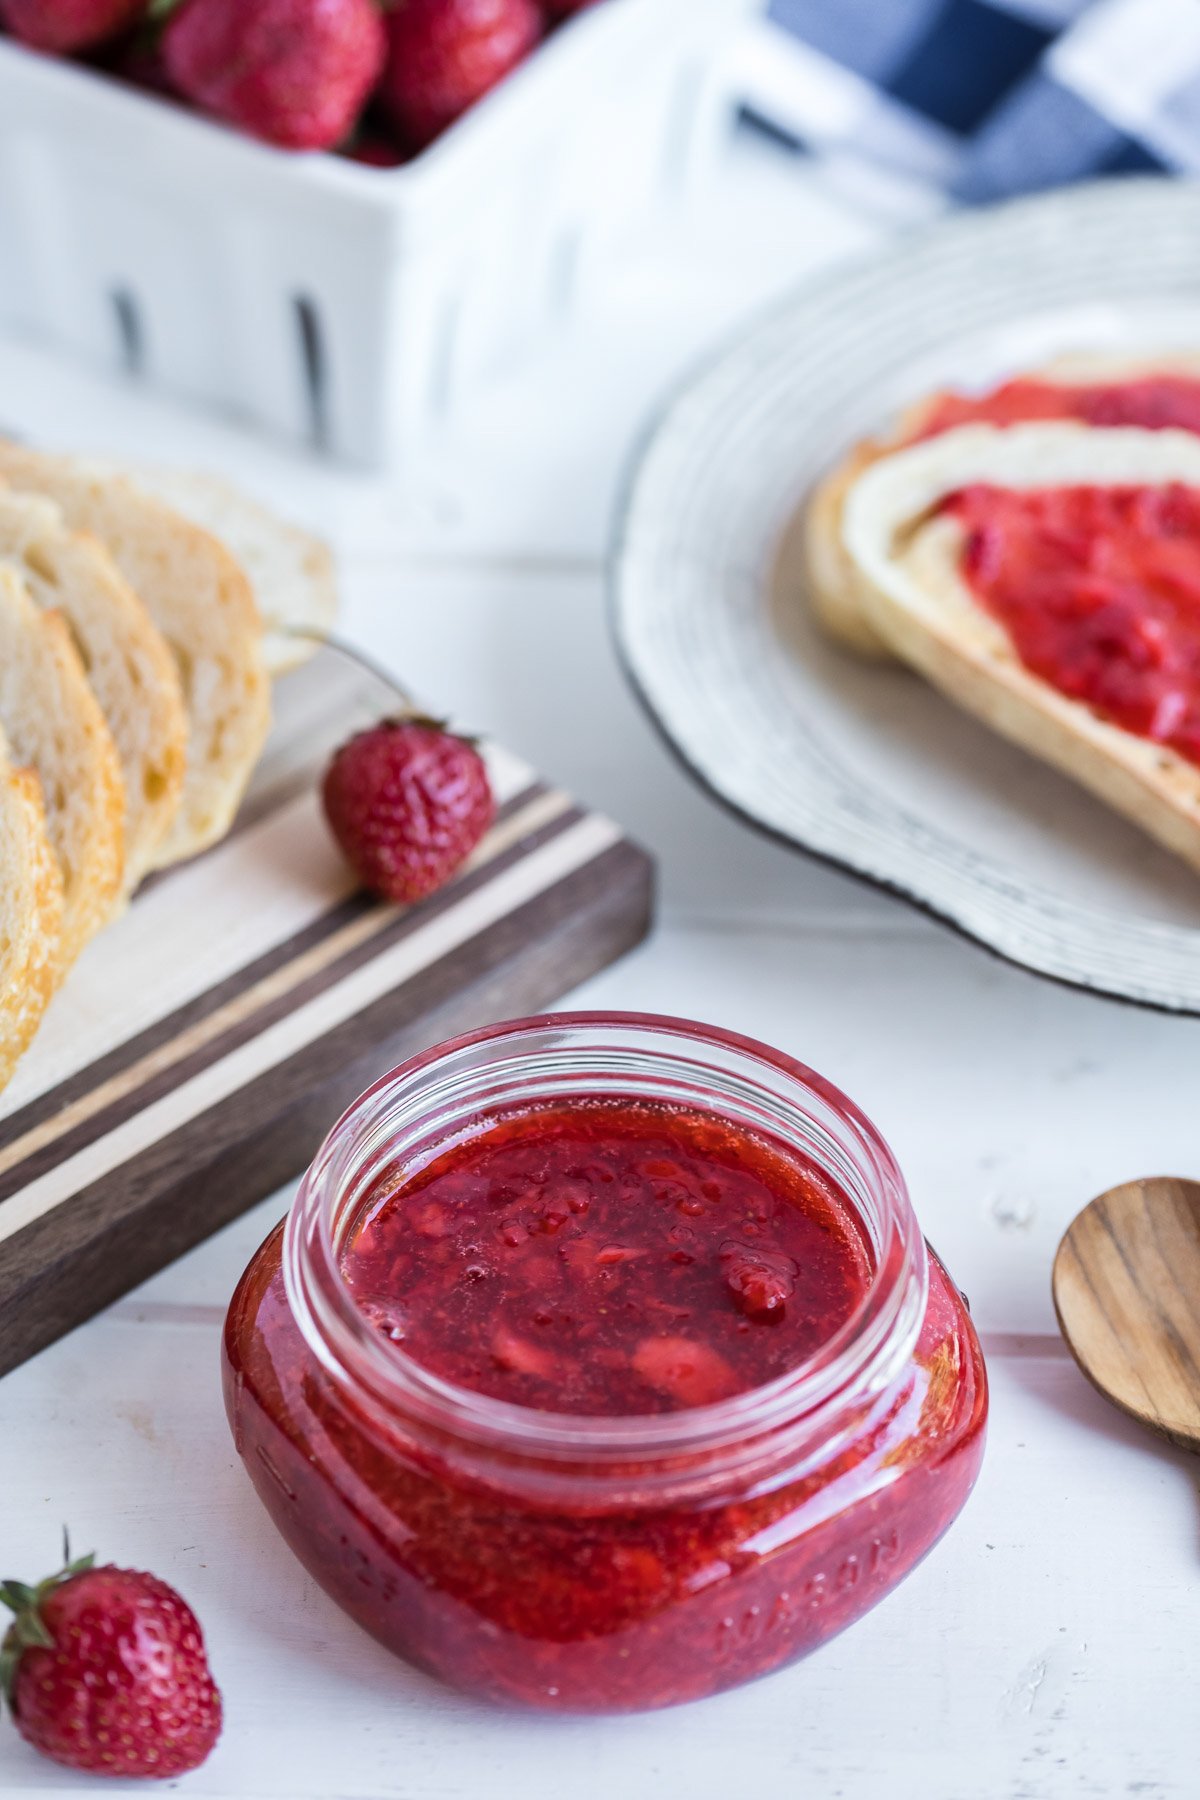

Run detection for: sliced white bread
[[806, 351, 1200, 657], [841, 421, 1200, 874], [0, 730, 64, 1093], [0, 443, 270, 867], [0, 564, 125, 964], [117, 466, 337, 675], [0, 487, 187, 891]]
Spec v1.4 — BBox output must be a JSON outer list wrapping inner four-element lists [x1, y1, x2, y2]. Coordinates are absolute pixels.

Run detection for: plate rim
[[609, 174, 1200, 1019]]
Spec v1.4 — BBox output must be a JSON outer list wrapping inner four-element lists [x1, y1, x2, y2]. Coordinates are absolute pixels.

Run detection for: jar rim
[[284, 1012, 928, 1469]]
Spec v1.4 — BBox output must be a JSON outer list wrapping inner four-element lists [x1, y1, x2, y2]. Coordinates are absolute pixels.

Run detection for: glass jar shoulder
[[223, 1221, 984, 1572], [222, 1220, 985, 1709]]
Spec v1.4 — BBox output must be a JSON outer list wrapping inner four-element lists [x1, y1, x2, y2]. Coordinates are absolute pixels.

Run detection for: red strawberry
[[542, 0, 603, 17], [379, 0, 542, 151], [322, 716, 495, 903], [0, 0, 144, 52], [1, 1551, 221, 1780], [162, 0, 385, 151]]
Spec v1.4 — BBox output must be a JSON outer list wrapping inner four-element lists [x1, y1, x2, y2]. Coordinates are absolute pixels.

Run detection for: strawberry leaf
[[0, 1545, 98, 1709], [12, 1614, 54, 1650], [0, 1628, 20, 1713]]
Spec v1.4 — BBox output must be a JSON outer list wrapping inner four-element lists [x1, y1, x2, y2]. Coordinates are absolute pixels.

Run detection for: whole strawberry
[[379, 0, 542, 151], [1, 1551, 221, 1780], [323, 717, 495, 903], [162, 0, 385, 151], [0, 0, 144, 52]]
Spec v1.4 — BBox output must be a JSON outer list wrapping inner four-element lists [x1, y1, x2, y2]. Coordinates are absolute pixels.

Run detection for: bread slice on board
[[0, 565, 125, 963], [0, 487, 187, 891], [0, 731, 64, 1092], [0, 444, 271, 867], [118, 466, 337, 675], [841, 421, 1200, 874], [805, 351, 1200, 657]]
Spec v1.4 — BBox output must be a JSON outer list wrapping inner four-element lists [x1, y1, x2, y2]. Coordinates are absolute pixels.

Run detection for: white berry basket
[[0, 0, 750, 467]]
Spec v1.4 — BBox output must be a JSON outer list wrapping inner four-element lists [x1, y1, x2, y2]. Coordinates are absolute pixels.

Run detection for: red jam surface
[[224, 1100, 987, 1712], [917, 373, 1200, 439], [339, 1100, 874, 1415], [942, 482, 1200, 764]]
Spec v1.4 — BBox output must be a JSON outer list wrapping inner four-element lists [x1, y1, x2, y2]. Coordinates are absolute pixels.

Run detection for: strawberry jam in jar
[[224, 1014, 987, 1711]]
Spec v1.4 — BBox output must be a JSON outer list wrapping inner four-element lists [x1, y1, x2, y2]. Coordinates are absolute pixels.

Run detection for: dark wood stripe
[[0, 782, 547, 1160], [0, 792, 579, 1203], [0, 839, 655, 1377]]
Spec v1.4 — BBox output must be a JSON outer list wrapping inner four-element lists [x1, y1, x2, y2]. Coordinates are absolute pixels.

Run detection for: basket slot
[[249, 240, 403, 462], [110, 286, 144, 376], [292, 294, 328, 451]]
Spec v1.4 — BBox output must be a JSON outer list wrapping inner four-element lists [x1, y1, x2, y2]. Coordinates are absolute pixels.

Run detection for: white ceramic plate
[[612, 178, 1200, 1012]]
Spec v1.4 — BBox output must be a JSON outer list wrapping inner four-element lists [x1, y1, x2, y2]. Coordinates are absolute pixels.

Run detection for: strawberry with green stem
[[1, 1544, 221, 1779]]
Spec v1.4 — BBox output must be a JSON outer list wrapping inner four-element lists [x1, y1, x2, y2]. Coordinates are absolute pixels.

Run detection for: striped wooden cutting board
[[0, 647, 653, 1376]]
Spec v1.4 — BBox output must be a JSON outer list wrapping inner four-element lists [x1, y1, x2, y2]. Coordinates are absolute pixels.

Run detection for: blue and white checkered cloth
[[756, 0, 1200, 202]]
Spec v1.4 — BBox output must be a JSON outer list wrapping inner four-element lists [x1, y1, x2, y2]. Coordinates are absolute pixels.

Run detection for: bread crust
[[841, 421, 1200, 875], [805, 352, 1200, 657], [804, 420, 928, 658], [0, 444, 271, 867], [0, 743, 64, 1092], [117, 466, 338, 676], [0, 487, 187, 891], [0, 567, 125, 965]]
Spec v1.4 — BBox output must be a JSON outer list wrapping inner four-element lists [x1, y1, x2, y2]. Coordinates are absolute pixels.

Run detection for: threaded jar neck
[[284, 1013, 928, 1504]]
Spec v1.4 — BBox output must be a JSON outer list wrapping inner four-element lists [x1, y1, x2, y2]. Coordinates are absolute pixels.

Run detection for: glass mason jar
[[224, 1013, 987, 1712]]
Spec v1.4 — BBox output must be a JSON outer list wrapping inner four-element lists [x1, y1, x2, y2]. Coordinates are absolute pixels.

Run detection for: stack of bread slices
[[0, 445, 336, 1093], [804, 353, 1200, 874]]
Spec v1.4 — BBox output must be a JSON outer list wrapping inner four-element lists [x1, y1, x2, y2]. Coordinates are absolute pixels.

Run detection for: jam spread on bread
[[944, 481, 1200, 764], [918, 374, 1200, 439]]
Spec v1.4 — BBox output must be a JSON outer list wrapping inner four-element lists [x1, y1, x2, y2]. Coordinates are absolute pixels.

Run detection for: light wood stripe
[[0, 812, 622, 1247], [0, 787, 572, 1186]]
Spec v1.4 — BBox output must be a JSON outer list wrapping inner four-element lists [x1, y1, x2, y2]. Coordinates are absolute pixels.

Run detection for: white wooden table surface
[[1, 136, 1197, 1800]]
